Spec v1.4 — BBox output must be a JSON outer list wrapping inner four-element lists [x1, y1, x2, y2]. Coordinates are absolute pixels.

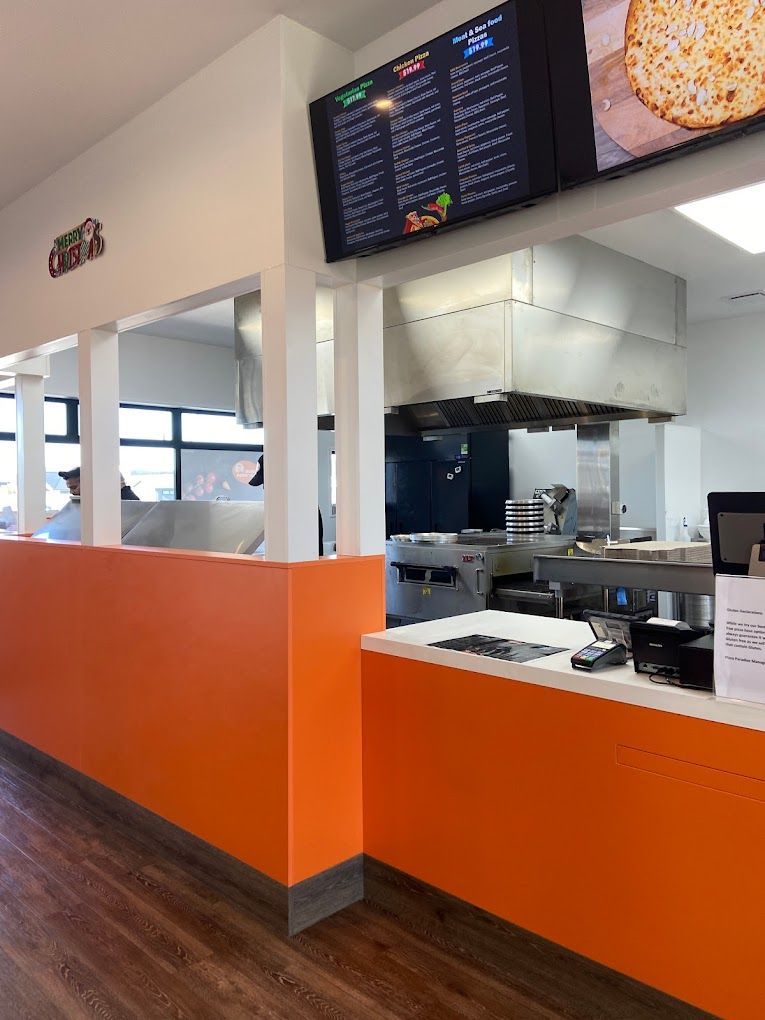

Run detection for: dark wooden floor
[[0, 750, 708, 1020]]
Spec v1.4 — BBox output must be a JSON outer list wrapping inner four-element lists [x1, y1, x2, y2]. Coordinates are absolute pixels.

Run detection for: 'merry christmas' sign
[[49, 218, 104, 278]]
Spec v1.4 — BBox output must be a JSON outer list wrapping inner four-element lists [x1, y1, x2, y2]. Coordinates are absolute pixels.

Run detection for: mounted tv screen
[[546, 0, 765, 187], [309, 2, 556, 262]]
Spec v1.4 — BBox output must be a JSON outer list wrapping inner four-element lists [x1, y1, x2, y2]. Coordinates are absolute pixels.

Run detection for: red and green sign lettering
[[49, 218, 104, 278]]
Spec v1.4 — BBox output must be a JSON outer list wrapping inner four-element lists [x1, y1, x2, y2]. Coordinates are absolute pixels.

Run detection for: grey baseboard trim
[[0, 728, 288, 929], [288, 854, 364, 935], [362, 856, 711, 1019], [0, 729, 365, 935]]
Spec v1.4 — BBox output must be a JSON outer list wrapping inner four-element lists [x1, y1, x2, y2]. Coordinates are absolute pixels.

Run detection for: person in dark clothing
[[58, 467, 140, 500], [248, 453, 323, 556], [119, 474, 140, 500]]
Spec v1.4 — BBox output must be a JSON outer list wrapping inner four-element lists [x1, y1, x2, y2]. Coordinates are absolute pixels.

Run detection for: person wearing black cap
[[248, 453, 323, 556], [58, 467, 140, 500]]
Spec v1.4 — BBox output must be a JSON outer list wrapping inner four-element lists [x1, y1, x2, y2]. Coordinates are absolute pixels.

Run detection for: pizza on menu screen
[[546, 0, 765, 186], [310, 2, 556, 262]]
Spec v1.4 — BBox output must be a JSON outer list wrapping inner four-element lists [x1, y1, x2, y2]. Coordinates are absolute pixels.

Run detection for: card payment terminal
[[571, 639, 627, 672]]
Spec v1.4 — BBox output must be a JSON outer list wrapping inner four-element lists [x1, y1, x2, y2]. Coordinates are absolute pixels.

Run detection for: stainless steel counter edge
[[533, 555, 715, 595], [361, 611, 765, 734]]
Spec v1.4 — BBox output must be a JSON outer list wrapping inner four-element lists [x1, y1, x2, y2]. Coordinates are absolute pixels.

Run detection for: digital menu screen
[[547, 0, 765, 186], [310, 2, 556, 262]]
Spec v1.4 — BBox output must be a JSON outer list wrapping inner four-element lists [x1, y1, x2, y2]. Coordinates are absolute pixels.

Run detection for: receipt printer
[[630, 619, 709, 681]]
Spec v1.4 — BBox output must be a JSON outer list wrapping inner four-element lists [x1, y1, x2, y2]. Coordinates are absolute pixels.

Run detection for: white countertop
[[361, 611, 765, 734]]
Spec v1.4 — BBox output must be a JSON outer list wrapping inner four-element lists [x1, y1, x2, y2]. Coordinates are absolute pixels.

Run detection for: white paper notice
[[715, 575, 765, 703]]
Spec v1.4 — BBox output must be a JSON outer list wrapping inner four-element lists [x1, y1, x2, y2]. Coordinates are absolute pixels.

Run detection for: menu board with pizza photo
[[547, 0, 765, 185]]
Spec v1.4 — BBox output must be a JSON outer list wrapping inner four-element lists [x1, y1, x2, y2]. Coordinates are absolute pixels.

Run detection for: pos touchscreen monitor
[[309, 2, 557, 262], [545, 0, 765, 188]]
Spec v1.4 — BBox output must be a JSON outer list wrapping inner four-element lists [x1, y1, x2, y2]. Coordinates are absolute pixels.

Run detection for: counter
[[361, 611, 765, 1019], [363, 610, 765, 732], [0, 535, 385, 933]]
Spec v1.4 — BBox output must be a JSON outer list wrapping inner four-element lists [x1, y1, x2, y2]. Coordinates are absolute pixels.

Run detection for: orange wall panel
[[0, 538, 291, 883], [0, 538, 385, 892], [288, 556, 385, 884], [362, 650, 765, 1019]]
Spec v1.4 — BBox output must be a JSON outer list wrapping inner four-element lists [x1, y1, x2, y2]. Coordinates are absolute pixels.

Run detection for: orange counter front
[[362, 615, 765, 1020], [0, 536, 384, 896]]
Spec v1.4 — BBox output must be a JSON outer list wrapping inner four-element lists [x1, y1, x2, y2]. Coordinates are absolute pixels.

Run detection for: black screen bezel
[[309, 1, 558, 263], [545, 0, 765, 190]]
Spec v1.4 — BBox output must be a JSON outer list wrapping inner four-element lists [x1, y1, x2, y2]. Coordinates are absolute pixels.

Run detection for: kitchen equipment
[[409, 532, 459, 544], [506, 498, 544, 537], [674, 593, 715, 630], [381, 236, 686, 434], [32, 499, 155, 542], [33, 499, 265, 556], [386, 533, 575, 625]]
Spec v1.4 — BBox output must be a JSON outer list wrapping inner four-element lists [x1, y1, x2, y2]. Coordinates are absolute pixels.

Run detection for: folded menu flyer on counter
[[429, 635, 565, 663]]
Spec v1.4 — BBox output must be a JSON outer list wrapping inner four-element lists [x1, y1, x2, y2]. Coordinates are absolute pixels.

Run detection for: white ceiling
[[584, 209, 765, 325], [131, 299, 234, 347], [0, 0, 436, 211], [131, 203, 765, 347]]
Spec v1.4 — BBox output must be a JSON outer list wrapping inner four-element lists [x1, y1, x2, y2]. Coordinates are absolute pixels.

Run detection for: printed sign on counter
[[714, 575, 765, 704]]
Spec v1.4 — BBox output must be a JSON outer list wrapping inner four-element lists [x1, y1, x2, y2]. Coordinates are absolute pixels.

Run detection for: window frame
[[0, 393, 264, 500]]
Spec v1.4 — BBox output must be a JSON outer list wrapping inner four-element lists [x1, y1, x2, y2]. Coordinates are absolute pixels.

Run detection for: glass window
[[44, 400, 68, 437], [119, 406, 173, 442], [0, 396, 15, 434], [119, 446, 176, 501], [330, 450, 337, 517], [0, 440, 17, 532], [181, 411, 263, 447], [45, 443, 80, 514], [180, 449, 262, 502]]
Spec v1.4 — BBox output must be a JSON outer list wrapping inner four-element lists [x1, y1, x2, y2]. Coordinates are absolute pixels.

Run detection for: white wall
[[0, 21, 286, 362], [45, 335, 236, 411], [280, 19, 355, 278], [685, 312, 765, 499], [509, 419, 657, 530]]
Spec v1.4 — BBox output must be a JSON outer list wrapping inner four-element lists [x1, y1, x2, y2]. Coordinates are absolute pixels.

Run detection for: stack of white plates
[[505, 498, 544, 537]]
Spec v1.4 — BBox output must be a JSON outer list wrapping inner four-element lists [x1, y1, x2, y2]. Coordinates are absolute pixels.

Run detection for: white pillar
[[261, 264, 318, 562], [15, 374, 46, 533], [334, 283, 385, 557], [78, 328, 121, 546]]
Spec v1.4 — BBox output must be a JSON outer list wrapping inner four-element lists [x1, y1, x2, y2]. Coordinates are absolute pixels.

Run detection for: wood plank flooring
[[0, 751, 709, 1019]]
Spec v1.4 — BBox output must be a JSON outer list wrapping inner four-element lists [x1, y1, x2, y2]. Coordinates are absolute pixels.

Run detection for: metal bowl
[[409, 532, 460, 544]]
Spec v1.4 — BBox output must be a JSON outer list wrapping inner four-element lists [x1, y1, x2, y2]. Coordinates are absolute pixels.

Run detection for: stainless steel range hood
[[235, 236, 686, 433], [382, 236, 687, 432]]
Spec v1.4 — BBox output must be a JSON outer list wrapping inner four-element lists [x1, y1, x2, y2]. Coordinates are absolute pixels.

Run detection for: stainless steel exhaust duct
[[234, 291, 263, 428], [234, 288, 337, 427]]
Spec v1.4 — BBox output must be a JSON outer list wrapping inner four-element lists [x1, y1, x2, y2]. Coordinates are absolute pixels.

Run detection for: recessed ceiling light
[[675, 182, 765, 254]]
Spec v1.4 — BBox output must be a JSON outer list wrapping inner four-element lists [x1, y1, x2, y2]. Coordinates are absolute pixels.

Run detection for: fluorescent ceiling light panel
[[675, 182, 765, 254]]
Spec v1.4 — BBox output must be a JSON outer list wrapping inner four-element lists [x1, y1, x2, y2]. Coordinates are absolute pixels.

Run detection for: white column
[[334, 283, 385, 557], [14, 374, 46, 533], [261, 264, 318, 562], [78, 328, 121, 546]]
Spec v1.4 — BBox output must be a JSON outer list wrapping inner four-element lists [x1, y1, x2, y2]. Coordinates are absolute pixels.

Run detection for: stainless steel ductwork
[[234, 291, 263, 428], [382, 236, 687, 432], [238, 237, 687, 434], [235, 288, 336, 427]]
